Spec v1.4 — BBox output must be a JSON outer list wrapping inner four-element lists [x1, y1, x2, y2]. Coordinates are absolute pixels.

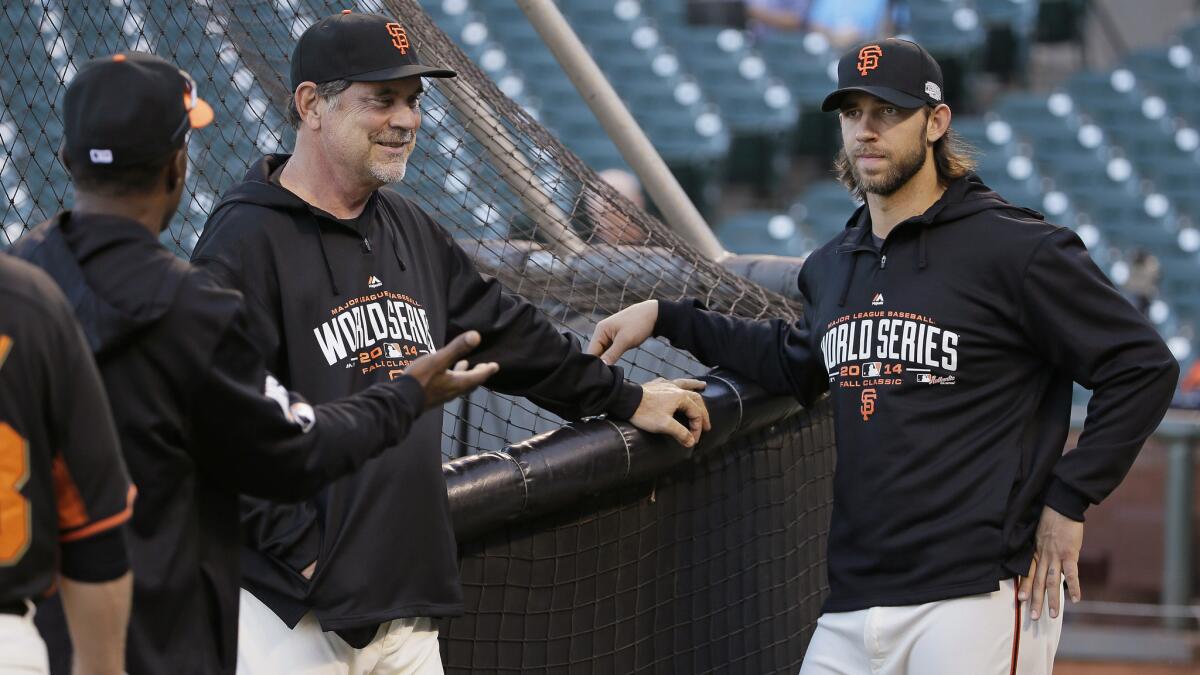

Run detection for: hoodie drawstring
[[376, 198, 409, 272], [313, 221, 341, 296], [390, 234, 407, 272]]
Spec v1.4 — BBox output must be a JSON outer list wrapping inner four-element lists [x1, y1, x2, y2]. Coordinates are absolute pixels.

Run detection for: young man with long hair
[[588, 38, 1178, 674]]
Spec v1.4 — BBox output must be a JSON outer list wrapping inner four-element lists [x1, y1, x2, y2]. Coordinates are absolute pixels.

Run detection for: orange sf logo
[[857, 45, 882, 76], [860, 388, 877, 421], [386, 23, 409, 54]]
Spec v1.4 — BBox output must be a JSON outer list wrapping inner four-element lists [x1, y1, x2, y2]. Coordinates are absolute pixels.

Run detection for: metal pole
[[515, 0, 728, 262], [1162, 437, 1193, 629]]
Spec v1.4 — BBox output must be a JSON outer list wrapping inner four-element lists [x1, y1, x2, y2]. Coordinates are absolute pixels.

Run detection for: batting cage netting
[[2, 0, 834, 671]]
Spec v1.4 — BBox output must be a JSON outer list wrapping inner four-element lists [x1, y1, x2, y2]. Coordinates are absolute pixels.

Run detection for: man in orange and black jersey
[[0, 252, 134, 675]]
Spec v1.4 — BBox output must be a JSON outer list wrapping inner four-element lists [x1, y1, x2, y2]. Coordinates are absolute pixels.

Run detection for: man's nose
[[389, 106, 420, 130]]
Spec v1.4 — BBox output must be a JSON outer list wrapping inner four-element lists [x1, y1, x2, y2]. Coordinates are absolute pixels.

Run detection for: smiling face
[[319, 78, 424, 187], [838, 92, 930, 197]]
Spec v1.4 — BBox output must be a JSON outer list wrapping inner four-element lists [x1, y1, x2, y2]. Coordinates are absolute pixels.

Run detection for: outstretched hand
[[405, 331, 499, 411]]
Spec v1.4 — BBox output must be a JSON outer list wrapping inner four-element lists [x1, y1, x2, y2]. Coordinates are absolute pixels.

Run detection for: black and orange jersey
[[0, 253, 133, 606]]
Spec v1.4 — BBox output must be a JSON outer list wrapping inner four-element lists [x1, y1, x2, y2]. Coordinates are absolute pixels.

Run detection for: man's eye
[[883, 107, 897, 115]]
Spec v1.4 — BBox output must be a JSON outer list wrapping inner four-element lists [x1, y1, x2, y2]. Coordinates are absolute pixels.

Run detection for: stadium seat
[[791, 181, 858, 243], [714, 210, 807, 256]]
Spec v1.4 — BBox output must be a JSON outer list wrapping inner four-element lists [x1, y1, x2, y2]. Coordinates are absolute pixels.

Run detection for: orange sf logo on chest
[[857, 45, 882, 76], [386, 23, 409, 54], [860, 388, 877, 421]]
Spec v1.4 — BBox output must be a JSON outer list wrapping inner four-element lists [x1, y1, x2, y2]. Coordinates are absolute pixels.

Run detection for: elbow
[[1164, 355, 1182, 398], [1146, 348, 1182, 407], [1153, 343, 1182, 390]]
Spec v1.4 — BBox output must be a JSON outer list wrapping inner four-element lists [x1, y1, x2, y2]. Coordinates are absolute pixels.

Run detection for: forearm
[[747, 5, 804, 30], [59, 572, 132, 675], [234, 377, 426, 500], [1048, 354, 1179, 519], [463, 297, 641, 419], [655, 299, 823, 401]]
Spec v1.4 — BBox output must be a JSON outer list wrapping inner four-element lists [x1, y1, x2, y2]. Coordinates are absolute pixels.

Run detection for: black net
[[1, 0, 832, 668], [443, 401, 834, 674]]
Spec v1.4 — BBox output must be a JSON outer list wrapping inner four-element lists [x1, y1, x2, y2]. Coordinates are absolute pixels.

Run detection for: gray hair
[[286, 79, 352, 129]]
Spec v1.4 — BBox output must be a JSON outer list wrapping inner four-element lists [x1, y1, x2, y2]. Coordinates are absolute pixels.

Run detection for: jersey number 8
[[0, 423, 30, 565]]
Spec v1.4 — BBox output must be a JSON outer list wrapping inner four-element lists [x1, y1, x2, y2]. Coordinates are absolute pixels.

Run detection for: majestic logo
[[871, 292, 884, 306], [916, 373, 957, 386], [857, 45, 883, 76], [386, 23, 410, 54], [860, 388, 877, 421], [367, 275, 382, 289]]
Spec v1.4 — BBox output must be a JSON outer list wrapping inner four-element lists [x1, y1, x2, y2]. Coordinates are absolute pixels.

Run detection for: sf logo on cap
[[857, 45, 882, 76], [386, 23, 409, 54]]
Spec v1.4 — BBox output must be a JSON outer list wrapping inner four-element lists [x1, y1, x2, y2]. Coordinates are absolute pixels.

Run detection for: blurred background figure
[[1123, 248, 1161, 317], [589, 168, 648, 244], [1177, 358, 1200, 409], [745, 0, 898, 46]]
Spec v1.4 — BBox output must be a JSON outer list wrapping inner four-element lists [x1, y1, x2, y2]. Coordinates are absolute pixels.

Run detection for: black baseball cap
[[63, 52, 213, 168], [290, 10, 456, 90], [821, 38, 944, 112]]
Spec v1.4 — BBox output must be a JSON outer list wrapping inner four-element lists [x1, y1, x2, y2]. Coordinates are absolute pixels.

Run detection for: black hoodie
[[191, 155, 642, 640], [13, 212, 429, 675], [655, 174, 1179, 612]]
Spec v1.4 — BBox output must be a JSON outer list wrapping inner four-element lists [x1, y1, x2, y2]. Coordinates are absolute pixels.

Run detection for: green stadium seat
[[714, 210, 807, 256], [792, 181, 858, 243]]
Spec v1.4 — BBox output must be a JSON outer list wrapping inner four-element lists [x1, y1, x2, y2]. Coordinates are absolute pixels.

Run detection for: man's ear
[[928, 103, 952, 144], [58, 145, 73, 176], [294, 82, 322, 130], [166, 145, 187, 191]]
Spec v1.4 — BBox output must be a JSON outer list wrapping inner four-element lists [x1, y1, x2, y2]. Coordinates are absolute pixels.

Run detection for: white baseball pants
[[236, 588, 443, 675], [799, 578, 1063, 675], [0, 601, 48, 674]]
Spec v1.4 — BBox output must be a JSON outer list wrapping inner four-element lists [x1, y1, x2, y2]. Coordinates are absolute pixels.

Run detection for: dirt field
[[1055, 661, 1198, 674]]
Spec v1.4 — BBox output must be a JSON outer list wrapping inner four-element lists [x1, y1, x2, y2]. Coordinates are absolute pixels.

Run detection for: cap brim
[[189, 97, 214, 129], [821, 86, 926, 112], [346, 64, 458, 82]]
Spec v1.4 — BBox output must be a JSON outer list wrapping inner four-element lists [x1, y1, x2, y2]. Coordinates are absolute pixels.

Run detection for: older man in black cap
[[192, 10, 710, 674], [15, 50, 504, 675], [588, 37, 1178, 674]]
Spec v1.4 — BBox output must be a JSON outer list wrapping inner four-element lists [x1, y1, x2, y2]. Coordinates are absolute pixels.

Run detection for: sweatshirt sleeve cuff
[[606, 381, 643, 421], [1044, 477, 1090, 523], [390, 374, 426, 415], [653, 299, 704, 341], [60, 526, 130, 582]]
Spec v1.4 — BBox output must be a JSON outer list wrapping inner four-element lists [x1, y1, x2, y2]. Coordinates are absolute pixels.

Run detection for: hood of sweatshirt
[[832, 172, 1044, 306], [210, 154, 410, 297], [12, 212, 186, 357]]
